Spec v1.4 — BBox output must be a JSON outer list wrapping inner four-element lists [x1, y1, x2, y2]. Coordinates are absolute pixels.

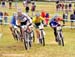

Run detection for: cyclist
[[0, 11, 3, 25], [16, 8, 32, 38], [49, 15, 63, 42], [32, 13, 44, 43], [9, 12, 17, 32], [31, 1, 36, 16]]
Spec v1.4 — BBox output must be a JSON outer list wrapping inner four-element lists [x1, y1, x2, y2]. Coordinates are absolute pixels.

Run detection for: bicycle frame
[[23, 25, 33, 50], [39, 23, 45, 46], [12, 26, 21, 41]]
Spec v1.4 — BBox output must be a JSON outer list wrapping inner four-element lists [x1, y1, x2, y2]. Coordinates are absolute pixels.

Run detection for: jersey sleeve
[[32, 17, 36, 23], [23, 13, 32, 23], [40, 16, 44, 21]]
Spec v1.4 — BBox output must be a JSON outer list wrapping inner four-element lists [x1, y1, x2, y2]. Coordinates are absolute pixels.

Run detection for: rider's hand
[[62, 24, 65, 26], [57, 24, 61, 26]]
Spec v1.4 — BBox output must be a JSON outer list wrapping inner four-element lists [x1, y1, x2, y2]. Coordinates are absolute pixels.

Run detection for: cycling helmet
[[17, 8, 22, 13], [35, 13, 40, 17]]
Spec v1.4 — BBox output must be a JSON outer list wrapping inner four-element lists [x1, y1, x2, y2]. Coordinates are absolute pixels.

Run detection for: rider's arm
[[32, 17, 36, 23], [51, 23, 58, 28], [24, 13, 32, 24], [16, 19, 21, 26], [40, 16, 44, 21], [50, 21, 60, 28]]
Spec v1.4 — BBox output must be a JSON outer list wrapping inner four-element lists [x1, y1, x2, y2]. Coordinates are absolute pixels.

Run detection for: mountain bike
[[56, 25, 64, 46], [39, 23, 45, 46], [23, 25, 33, 50], [12, 26, 21, 41]]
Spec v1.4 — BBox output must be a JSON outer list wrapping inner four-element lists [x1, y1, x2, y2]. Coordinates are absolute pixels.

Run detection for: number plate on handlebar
[[57, 26, 62, 31]]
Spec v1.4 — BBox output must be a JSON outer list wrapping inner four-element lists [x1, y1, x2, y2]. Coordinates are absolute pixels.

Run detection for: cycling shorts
[[34, 23, 41, 29]]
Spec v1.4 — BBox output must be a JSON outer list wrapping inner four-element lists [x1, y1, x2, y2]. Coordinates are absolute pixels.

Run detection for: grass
[[0, 2, 75, 57]]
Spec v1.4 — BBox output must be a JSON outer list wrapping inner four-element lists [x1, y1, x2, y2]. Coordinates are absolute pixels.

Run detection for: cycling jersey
[[33, 16, 44, 28], [17, 13, 32, 26], [33, 16, 44, 23], [50, 20, 59, 27], [11, 16, 16, 26], [49, 16, 61, 27]]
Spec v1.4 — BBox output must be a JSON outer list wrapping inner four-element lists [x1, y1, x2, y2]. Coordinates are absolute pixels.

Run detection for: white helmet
[[17, 8, 22, 13], [35, 13, 40, 17]]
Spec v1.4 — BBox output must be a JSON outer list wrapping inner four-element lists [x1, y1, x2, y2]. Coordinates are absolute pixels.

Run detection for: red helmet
[[56, 17, 63, 21]]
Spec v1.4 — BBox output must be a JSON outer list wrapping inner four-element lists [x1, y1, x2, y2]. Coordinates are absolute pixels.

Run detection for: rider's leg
[[36, 29, 41, 43], [21, 28, 25, 38], [53, 28, 58, 42], [60, 31, 64, 46], [36, 29, 40, 39], [9, 24, 13, 32], [19, 26, 24, 41]]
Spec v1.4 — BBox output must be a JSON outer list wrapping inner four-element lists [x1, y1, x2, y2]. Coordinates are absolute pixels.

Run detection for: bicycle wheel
[[31, 30, 35, 42], [24, 31, 28, 50], [12, 28, 18, 40], [60, 32, 64, 46], [40, 30, 45, 46], [33, 31, 35, 42], [57, 31, 61, 45], [24, 31, 30, 50], [61, 38, 64, 46], [29, 33, 32, 47], [14, 29, 21, 41]]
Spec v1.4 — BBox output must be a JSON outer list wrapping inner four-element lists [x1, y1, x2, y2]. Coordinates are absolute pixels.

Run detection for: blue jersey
[[11, 16, 16, 26], [49, 15, 60, 27], [49, 20, 59, 27]]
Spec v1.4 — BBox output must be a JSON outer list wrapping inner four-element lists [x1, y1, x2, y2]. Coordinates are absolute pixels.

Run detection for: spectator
[[63, 12, 68, 25], [25, 5, 29, 14], [4, 11, 9, 25], [1, 0, 6, 8], [56, 0, 59, 4], [0, 11, 3, 25], [56, 3, 61, 11], [65, 4, 68, 14], [61, 2, 64, 11], [41, 10, 46, 25], [45, 13, 50, 26], [41, 10, 46, 18], [14, 0, 18, 8], [23, 0, 26, 7], [23, 0, 28, 7], [31, 1, 36, 16], [59, 3, 62, 11], [70, 14, 74, 28], [69, 2, 72, 12], [56, 4, 59, 11], [9, 0, 12, 9]]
